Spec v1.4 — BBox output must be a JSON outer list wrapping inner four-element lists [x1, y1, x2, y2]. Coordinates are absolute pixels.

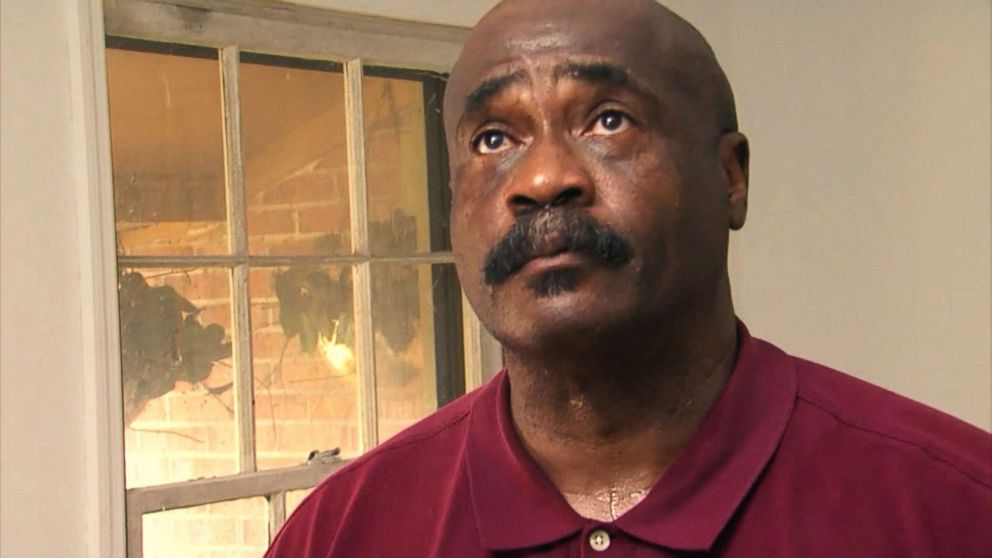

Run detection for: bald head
[[444, 0, 738, 144]]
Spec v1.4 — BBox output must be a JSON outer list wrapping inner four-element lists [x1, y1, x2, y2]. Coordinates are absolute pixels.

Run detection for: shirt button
[[588, 529, 611, 552]]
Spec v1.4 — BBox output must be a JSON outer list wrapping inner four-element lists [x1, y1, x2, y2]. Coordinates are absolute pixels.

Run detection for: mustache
[[482, 210, 633, 286]]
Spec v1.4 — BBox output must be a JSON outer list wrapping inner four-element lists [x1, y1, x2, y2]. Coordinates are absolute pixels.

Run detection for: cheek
[[448, 196, 475, 262], [449, 186, 492, 278], [473, 151, 522, 200], [448, 166, 482, 226], [449, 159, 518, 250], [594, 143, 682, 239]]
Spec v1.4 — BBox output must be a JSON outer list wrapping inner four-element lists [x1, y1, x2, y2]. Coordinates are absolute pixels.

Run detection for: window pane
[[251, 265, 360, 469], [364, 73, 440, 255], [241, 54, 351, 256], [142, 497, 268, 558], [285, 488, 314, 519], [106, 44, 228, 256], [372, 263, 464, 442], [120, 268, 237, 488]]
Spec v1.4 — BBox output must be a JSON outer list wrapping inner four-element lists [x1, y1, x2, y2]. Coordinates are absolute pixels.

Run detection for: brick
[[307, 388, 358, 422], [250, 300, 278, 330], [379, 420, 416, 443], [246, 207, 296, 236], [176, 516, 237, 545], [126, 425, 208, 456], [124, 453, 170, 488], [168, 390, 233, 421], [191, 270, 232, 302], [271, 419, 348, 455], [263, 421, 311, 453], [191, 241, 231, 256], [121, 242, 198, 257], [253, 330, 291, 360], [297, 204, 350, 235], [252, 360, 278, 384], [151, 267, 230, 303], [205, 422, 237, 452], [118, 221, 227, 257], [261, 174, 342, 206], [241, 517, 270, 547], [130, 395, 168, 423], [173, 455, 238, 481], [254, 392, 310, 421], [284, 489, 312, 516], [206, 497, 266, 517], [248, 267, 278, 299], [141, 514, 178, 556], [250, 233, 339, 256], [256, 455, 305, 470], [275, 357, 328, 384], [173, 380, 196, 393], [203, 365, 234, 392]]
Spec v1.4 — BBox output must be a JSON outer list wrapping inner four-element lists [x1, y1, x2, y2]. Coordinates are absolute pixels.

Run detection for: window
[[103, 2, 500, 556]]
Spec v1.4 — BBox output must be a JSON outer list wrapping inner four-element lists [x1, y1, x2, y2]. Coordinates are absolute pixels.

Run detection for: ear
[[718, 132, 749, 230]]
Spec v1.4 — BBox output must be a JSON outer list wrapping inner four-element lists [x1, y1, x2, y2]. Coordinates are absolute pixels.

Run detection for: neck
[[504, 307, 739, 520]]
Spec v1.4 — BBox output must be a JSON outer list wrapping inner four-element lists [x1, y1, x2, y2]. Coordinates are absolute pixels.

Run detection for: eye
[[587, 110, 631, 136], [473, 130, 513, 154]]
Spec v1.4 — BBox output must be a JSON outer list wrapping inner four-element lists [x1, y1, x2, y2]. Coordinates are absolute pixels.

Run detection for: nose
[[505, 135, 594, 215]]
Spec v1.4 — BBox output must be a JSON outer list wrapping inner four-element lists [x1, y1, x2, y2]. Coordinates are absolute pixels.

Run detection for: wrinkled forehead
[[444, 6, 677, 131]]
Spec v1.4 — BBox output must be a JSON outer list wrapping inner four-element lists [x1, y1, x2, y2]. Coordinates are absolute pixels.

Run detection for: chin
[[485, 271, 641, 352]]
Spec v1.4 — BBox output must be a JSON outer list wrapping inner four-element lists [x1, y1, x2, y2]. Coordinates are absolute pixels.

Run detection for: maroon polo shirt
[[266, 325, 992, 557]]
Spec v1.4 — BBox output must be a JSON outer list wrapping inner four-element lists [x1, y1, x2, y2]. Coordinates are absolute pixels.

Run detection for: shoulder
[[741, 342, 991, 555], [265, 383, 488, 557], [338, 387, 478, 476], [308, 383, 479, 498], [784, 351, 991, 489]]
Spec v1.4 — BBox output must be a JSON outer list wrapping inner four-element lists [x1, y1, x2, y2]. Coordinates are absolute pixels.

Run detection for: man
[[266, 0, 991, 555]]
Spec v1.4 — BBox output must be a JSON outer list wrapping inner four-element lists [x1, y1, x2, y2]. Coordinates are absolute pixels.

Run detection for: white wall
[[1, 1, 89, 556], [0, 1, 988, 557], [2, 0, 123, 557], [711, 1, 990, 429]]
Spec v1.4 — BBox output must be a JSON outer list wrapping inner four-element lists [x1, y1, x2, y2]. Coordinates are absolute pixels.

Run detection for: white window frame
[[79, 1, 503, 556]]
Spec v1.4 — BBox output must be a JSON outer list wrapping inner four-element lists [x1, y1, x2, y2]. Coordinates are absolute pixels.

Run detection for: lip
[[518, 250, 588, 275]]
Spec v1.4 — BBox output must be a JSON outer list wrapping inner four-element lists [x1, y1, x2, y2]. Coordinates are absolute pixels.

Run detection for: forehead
[[445, 5, 674, 127]]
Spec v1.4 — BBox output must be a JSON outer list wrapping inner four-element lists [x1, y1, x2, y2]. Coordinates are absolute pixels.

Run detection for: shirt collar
[[466, 369, 584, 550], [616, 323, 797, 550], [465, 322, 798, 552]]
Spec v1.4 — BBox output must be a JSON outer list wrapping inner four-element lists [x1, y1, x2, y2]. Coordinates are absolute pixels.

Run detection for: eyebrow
[[556, 61, 649, 96], [459, 62, 651, 122], [464, 70, 527, 116]]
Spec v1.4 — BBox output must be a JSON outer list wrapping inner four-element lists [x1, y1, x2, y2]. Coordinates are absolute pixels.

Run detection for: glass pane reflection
[[241, 55, 351, 256], [142, 497, 268, 558], [106, 45, 228, 256], [119, 267, 237, 488], [251, 265, 360, 469], [285, 488, 314, 519], [372, 263, 463, 442], [363, 74, 433, 256]]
